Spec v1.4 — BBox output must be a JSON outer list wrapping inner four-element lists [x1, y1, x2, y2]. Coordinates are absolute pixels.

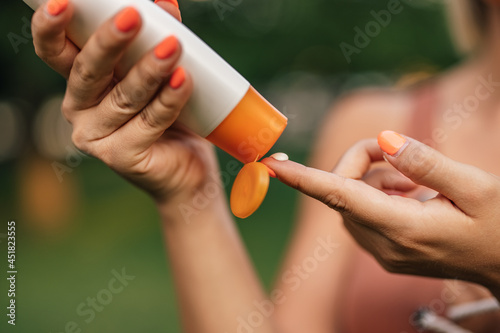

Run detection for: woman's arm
[[31, 2, 275, 332], [158, 187, 275, 333]]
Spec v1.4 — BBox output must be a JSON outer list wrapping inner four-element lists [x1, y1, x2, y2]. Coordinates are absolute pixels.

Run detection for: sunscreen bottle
[[23, 0, 287, 164]]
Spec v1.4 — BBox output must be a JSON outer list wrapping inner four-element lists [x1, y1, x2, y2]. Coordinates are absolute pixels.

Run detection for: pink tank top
[[406, 82, 438, 147]]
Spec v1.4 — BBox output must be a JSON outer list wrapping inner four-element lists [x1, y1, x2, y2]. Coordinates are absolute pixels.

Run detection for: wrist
[[155, 183, 231, 226]]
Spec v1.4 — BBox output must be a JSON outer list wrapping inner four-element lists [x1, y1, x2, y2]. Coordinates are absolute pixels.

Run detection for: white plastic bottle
[[23, 0, 287, 163]]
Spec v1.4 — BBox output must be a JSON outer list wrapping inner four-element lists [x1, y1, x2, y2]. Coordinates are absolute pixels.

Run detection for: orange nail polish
[[169, 67, 186, 89], [378, 130, 407, 156], [154, 36, 178, 59], [114, 7, 140, 33], [266, 166, 277, 178], [46, 0, 68, 16], [155, 0, 179, 9]]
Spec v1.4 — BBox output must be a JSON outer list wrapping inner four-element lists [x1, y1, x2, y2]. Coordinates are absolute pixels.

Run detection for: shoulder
[[327, 87, 415, 136], [309, 86, 417, 169]]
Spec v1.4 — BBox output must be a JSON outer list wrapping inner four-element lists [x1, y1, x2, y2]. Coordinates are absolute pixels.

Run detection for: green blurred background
[[0, 0, 459, 332]]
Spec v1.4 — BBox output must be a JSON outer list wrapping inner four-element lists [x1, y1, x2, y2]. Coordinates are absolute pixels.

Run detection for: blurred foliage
[[1, 0, 457, 106], [0, 0, 460, 332]]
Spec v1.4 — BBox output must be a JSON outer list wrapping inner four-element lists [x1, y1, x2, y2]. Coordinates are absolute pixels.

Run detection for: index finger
[[262, 157, 423, 232], [32, 0, 78, 79], [154, 1, 182, 22]]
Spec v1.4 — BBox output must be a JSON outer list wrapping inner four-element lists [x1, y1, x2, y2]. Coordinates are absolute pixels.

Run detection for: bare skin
[[31, 0, 500, 332], [269, 71, 500, 332], [265, 4, 500, 331]]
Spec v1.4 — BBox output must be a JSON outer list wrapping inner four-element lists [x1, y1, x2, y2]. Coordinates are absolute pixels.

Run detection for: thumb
[[377, 130, 491, 210]]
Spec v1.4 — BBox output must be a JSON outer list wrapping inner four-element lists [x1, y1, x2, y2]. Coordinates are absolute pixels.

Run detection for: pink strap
[[406, 83, 438, 148]]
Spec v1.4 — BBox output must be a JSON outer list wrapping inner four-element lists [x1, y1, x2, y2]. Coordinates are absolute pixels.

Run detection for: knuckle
[[139, 109, 165, 130], [91, 140, 114, 168], [60, 96, 75, 123], [98, 142, 134, 174], [324, 191, 347, 213], [94, 29, 117, 55], [158, 94, 181, 114], [109, 84, 137, 113], [323, 178, 349, 213], [71, 128, 89, 153], [33, 43, 54, 64], [287, 166, 318, 199], [137, 61, 162, 88], [33, 44, 47, 61], [72, 57, 98, 85], [155, 96, 183, 121], [33, 36, 66, 63], [129, 158, 153, 178], [288, 167, 306, 191]]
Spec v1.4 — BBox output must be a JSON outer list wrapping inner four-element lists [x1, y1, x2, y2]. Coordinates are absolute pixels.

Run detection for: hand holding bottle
[[31, 0, 220, 204], [263, 132, 500, 299]]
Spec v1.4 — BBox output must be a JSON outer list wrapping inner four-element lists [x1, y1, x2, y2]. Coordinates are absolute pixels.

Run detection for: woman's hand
[[263, 131, 500, 297], [32, 1, 219, 204]]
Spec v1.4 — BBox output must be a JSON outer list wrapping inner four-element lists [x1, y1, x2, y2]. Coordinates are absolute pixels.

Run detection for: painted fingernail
[[155, 0, 179, 9], [378, 130, 407, 156], [46, 0, 68, 16], [270, 152, 289, 161], [114, 7, 140, 33], [154, 36, 178, 60], [169, 67, 186, 89], [266, 166, 277, 178]]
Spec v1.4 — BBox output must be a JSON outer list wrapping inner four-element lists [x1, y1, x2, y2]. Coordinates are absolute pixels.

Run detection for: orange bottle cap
[[206, 86, 288, 164], [230, 162, 270, 219]]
